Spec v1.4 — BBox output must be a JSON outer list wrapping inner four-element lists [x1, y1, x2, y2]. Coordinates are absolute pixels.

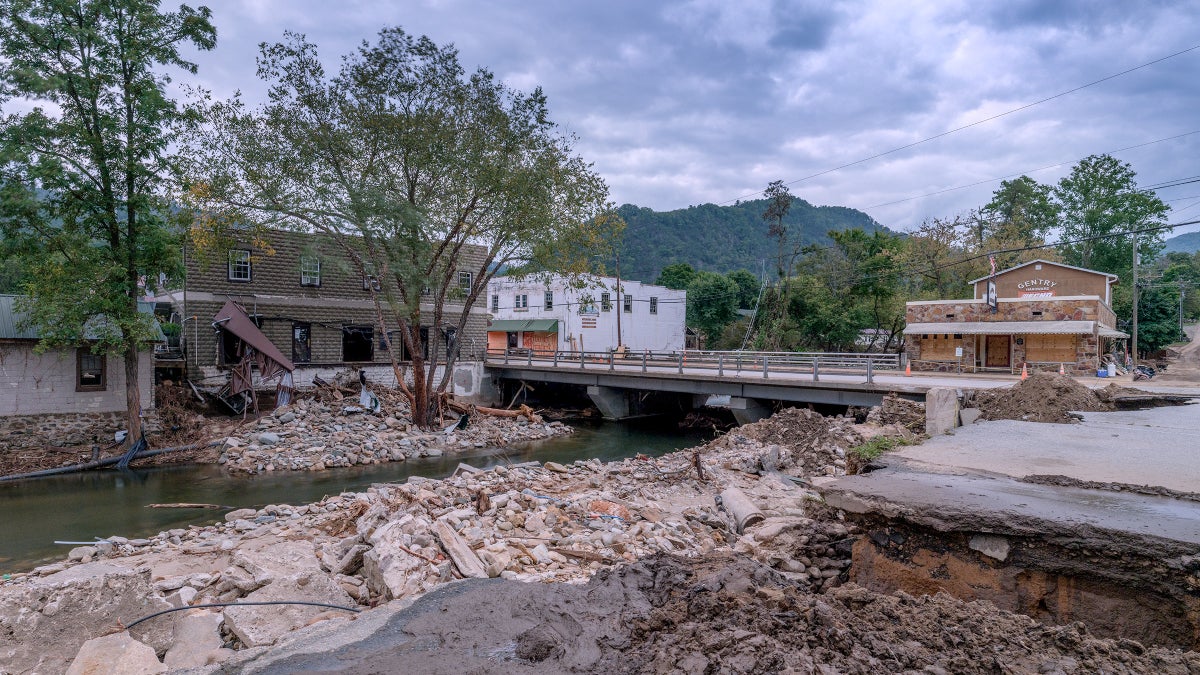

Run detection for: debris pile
[[218, 397, 571, 474], [702, 406, 865, 477], [865, 392, 927, 433], [975, 372, 1110, 423]]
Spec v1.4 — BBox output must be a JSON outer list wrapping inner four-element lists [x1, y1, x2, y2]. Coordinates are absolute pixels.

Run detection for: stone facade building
[[154, 229, 489, 394], [0, 294, 158, 449], [904, 260, 1127, 375]]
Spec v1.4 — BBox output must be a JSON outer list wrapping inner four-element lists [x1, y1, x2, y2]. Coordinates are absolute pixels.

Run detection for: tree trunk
[[123, 335, 142, 450]]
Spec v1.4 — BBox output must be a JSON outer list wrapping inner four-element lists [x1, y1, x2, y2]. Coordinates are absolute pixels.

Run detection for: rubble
[[216, 396, 573, 475], [974, 371, 1111, 423]]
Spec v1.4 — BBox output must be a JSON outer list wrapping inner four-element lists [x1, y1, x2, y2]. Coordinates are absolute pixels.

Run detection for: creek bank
[[2, 405, 880, 674]]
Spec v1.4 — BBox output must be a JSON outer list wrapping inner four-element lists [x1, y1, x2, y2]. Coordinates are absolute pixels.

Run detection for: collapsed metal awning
[[486, 319, 559, 333], [213, 301, 295, 398], [1098, 327, 1130, 338], [904, 320, 1097, 335]]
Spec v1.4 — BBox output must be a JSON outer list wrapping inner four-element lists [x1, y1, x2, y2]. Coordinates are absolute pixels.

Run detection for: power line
[[721, 43, 1200, 205]]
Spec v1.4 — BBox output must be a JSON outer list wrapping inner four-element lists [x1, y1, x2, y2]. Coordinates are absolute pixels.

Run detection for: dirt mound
[[703, 406, 862, 477], [975, 372, 1111, 423], [316, 553, 1199, 674], [865, 393, 926, 433]]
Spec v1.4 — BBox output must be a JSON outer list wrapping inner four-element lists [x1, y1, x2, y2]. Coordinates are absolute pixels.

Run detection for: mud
[[974, 372, 1111, 423], [243, 553, 1200, 675]]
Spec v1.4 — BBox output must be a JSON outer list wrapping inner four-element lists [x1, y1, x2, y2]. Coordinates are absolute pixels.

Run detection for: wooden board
[[434, 520, 488, 579], [1024, 333, 1076, 363]]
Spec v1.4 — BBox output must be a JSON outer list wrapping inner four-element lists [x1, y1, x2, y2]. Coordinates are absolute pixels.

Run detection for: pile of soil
[[703, 406, 862, 477], [975, 372, 1111, 423], [865, 393, 926, 433], [313, 553, 1199, 674]]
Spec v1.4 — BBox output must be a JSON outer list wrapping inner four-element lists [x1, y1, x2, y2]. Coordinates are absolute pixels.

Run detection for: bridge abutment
[[728, 397, 773, 425], [587, 385, 632, 420]]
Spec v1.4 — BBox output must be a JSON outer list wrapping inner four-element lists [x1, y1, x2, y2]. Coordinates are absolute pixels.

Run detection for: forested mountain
[[1163, 231, 1200, 254], [615, 198, 889, 281]]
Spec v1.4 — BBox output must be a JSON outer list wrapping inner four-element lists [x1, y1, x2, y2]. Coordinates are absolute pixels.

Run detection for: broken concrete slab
[[164, 610, 232, 669], [66, 631, 165, 675], [923, 387, 960, 435], [223, 573, 355, 648], [969, 534, 1010, 561]]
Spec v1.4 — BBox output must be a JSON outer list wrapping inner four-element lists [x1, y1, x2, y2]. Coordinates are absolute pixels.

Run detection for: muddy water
[[0, 420, 712, 573]]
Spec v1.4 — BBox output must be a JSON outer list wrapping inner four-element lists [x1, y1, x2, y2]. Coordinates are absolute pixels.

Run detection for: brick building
[[154, 229, 489, 392], [903, 260, 1127, 374]]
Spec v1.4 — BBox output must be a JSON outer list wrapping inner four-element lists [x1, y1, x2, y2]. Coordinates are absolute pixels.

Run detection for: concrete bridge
[[483, 350, 997, 426]]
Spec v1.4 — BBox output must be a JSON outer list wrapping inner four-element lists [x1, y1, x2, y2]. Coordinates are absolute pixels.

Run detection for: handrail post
[[580, 350, 585, 369], [866, 357, 874, 383], [813, 356, 819, 382], [527, 349, 533, 366], [553, 350, 559, 367], [503, 349, 509, 365], [642, 350, 648, 373], [609, 351, 614, 371], [762, 355, 769, 379], [717, 353, 724, 377], [678, 352, 684, 374]]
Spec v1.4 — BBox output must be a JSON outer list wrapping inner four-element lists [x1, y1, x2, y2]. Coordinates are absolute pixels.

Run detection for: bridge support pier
[[587, 385, 631, 421], [728, 397, 773, 425]]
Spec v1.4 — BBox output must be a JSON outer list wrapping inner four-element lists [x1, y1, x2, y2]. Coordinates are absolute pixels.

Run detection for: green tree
[[0, 0, 216, 447], [685, 271, 739, 343], [186, 28, 610, 428], [726, 269, 760, 309], [655, 262, 697, 290], [982, 176, 1059, 242], [1055, 155, 1170, 277], [1135, 285, 1183, 353], [762, 180, 795, 281]]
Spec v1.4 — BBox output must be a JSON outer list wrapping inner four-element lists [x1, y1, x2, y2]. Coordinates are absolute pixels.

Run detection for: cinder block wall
[[1, 344, 154, 416]]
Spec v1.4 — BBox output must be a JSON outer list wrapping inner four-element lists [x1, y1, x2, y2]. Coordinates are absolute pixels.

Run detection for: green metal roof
[[0, 294, 164, 341], [487, 318, 559, 333]]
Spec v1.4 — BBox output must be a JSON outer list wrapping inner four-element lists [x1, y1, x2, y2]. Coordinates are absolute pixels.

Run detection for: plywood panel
[[920, 334, 959, 361], [1024, 334, 1075, 362]]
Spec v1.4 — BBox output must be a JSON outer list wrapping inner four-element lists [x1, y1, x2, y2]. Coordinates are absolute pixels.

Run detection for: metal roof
[[0, 294, 164, 341], [904, 320, 1097, 335], [967, 259, 1119, 285], [487, 319, 559, 333]]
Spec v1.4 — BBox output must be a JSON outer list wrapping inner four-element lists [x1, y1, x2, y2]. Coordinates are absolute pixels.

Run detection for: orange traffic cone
[[1058, 363, 1065, 375], [1020, 363, 1028, 381], [905, 362, 912, 377]]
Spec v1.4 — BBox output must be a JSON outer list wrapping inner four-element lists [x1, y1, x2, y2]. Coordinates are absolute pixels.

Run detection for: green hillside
[[615, 198, 889, 281], [1163, 231, 1200, 254]]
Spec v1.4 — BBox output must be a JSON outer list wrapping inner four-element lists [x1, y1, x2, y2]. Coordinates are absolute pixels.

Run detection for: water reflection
[[0, 420, 711, 572]]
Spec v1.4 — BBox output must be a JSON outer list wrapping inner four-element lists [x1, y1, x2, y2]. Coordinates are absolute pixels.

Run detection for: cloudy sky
[[181, 0, 1200, 234]]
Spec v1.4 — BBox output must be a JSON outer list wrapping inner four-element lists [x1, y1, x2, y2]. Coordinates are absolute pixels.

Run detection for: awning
[[1098, 327, 1130, 338], [904, 320, 1096, 335], [213, 301, 294, 394], [487, 319, 559, 333]]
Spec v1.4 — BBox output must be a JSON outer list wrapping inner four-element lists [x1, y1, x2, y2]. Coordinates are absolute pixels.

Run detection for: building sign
[[581, 317, 597, 328], [1016, 278, 1058, 298], [986, 280, 998, 310]]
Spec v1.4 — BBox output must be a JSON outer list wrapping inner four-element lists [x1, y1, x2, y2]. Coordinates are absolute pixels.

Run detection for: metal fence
[[485, 348, 901, 383]]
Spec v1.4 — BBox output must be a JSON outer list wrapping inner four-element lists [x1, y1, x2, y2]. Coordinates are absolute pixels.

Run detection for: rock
[[258, 432, 281, 445], [224, 508, 257, 522], [544, 461, 569, 473], [277, 411, 297, 424], [223, 573, 354, 647], [68, 546, 98, 562], [969, 534, 1011, 562], [67, 631, 165, 675], [164, 610, 230, 669]]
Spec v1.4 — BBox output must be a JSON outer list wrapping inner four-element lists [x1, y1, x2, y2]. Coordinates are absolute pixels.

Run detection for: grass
[[849, 435, 911, 462]]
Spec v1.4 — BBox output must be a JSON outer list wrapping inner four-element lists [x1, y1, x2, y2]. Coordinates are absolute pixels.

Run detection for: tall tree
[[762, 180, 795, 281], [1055, 154, 1170, 277], [726, 269, 760, 309], [685, 271, 739, 344], [0, 0, 216, 447], [982, 176, 1059, 242], [186, 29, 610, 428], [654, 262, 696, 290]]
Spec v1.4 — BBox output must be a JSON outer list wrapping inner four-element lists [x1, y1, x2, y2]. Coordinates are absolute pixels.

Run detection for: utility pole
[[1131, 231, 1139, 367], [615, 249, 622, 348], [1181, 280, 1187, 338]]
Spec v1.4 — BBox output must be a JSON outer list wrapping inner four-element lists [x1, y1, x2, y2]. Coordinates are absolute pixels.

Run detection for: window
[[544, 290, 554, 310], [623, 295, 633, 313], [514, 294, 528, 310], [342, 325, 374, 362], [458, 271, 473, 294], [362, 263, 380, 291], [292, 323, 312, 364], [491, 294, 499, 312], [300, 256, 321, 286], [649, 297, 658, 314], [228, 250, 251, 282], [76, 348, 106, 391], [601, 292, 611, 312]]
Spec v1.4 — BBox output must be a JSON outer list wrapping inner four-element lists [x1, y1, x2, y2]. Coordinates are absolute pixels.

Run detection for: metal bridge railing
[[484, 348, 901, 383]]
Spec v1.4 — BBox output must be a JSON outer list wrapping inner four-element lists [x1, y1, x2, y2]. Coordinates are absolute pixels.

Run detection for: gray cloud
[[164, 0, 1200, 234]]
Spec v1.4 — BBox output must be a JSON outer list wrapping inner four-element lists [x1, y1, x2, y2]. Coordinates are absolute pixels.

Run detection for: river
[[0, 420, 712, 574]]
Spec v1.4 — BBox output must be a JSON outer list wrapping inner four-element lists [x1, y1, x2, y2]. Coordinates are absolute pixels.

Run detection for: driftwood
[[0, 441, 223, 483], [552, 547, 617, 564], [445, 398, 542, 424], [146, 503, 230, 510], [434, 520, 488, 579]]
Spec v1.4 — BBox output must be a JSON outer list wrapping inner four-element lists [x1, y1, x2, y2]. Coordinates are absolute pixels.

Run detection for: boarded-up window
[[1024, 334, 1075, 362], [921, 333, 959, 361]]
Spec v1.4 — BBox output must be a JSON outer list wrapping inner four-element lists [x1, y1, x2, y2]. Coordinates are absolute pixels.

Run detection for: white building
[[486, 274, 686, 354]]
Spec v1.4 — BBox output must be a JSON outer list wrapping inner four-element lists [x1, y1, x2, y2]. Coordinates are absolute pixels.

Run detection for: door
[[985, 335, 1010, 368]]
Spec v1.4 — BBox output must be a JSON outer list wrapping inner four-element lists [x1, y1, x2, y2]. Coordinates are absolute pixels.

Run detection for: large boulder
[[223, 573, 355, 647], [66, 631, 165, 675], [163, 610, 232, 669]]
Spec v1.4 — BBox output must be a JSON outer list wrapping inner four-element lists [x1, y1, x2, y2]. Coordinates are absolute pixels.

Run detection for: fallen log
[[145, 503, 231, 510], [473, 404, 543, 424], [0, 441, 223, 483]]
